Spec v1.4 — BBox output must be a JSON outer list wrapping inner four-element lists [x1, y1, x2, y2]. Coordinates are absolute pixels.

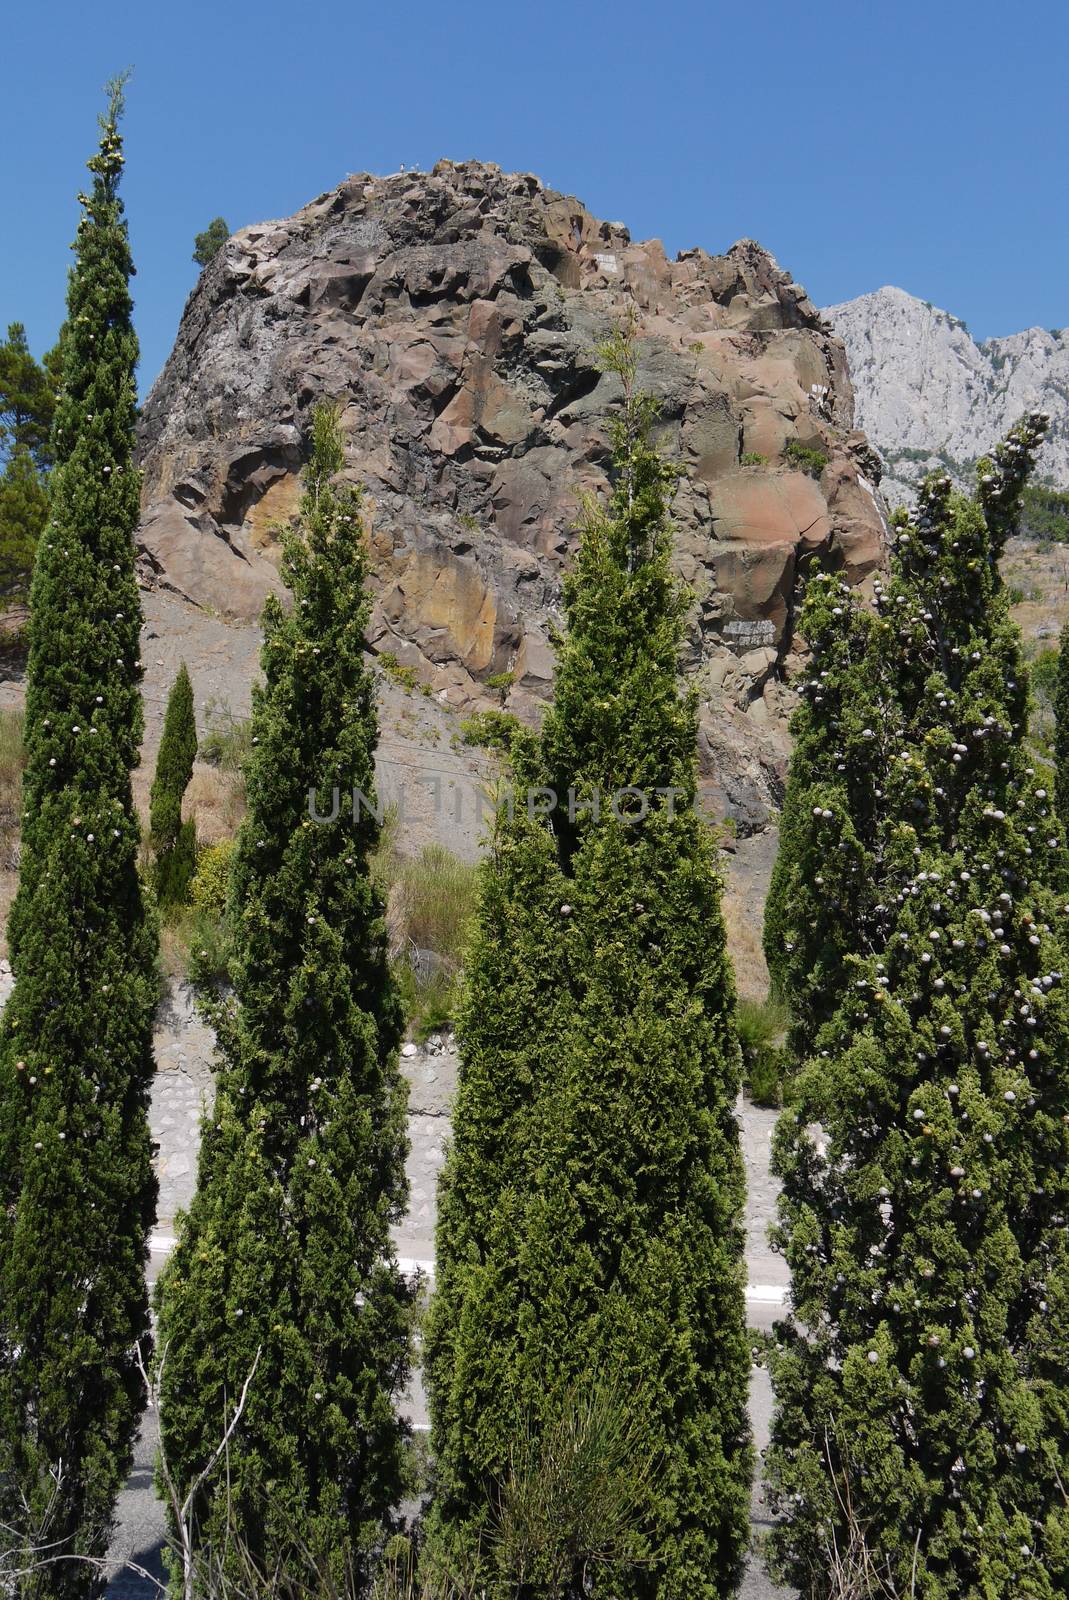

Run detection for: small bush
[[379, 651, 430, 695], [459, 709, 522, 752], [159, 901, 232, 986], [488, 1378, 660, 1596], [784, 440, 828, 478], [397, 961, 462, 1041], [191, 838, 237, 917], [199, 698, 254, 771], [738, 995, 789, 1106], [740, 451, 766, 466], [484, 670, 514, 702]]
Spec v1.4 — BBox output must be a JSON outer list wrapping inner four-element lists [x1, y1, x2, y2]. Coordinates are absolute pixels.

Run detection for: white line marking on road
[[149, 1236, 787, 1307]]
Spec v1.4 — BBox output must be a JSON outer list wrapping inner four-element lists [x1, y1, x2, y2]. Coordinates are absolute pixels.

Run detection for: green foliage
[[783, 439, 828, 477], [740, 450, 766, 466], [192, 216, 230, 267], [0, 445, 47, 600], [378, 650, 430, 695], [155, 404, 412, 1584], [484, 670, 514, 701], [392, 843, 477, 959], [737, 996, 789, 1107], [1054, 621, 1069, 837], [1020, 484, 1069, 543], [459, 709, 522, 752], [0, 324, 60, 602], [425, 323, 751, 1598], [765, 411, 1069, 1597], [198, 696, 253, 770], [191, 836, 237, 917], [0, 79, 160, 1599], [766, 417, 1053, 1065], [0, 321, 58, 469], [150, 663, 198, 907], [485, 1379, 662, 1598]]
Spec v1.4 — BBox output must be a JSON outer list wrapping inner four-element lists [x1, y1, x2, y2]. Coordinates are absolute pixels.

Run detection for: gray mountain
[[826, 285, 1069, 502]]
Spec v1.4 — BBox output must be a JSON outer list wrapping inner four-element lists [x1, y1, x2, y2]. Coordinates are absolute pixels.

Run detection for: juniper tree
[[426, 326, 751, 1599], [150, 663, 197, 907], [155, 405, 411, 1585], [765, 416, 1051, 1063], [1053, 616, 1069, 837], [0, 80, 159, 1597], [766, 420, 1069, 1597]]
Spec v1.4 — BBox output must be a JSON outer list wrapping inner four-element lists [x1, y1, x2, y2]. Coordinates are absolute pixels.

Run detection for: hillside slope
[[827, 286, 1069, 501]]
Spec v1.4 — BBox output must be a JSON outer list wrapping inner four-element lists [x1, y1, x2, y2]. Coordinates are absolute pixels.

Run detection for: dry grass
[[184, 762, 247, 845], [721, 879, 770, 1003], [0, 706, 26, 874]]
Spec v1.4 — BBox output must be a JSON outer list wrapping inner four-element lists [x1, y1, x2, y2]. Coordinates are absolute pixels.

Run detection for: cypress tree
[[155, 405, 411, 1584], [425, 326, 751, 1598], [766, 417, 1069, 1597], [1053, 616, 1069, 838], [149, 662, 197, 908], [0, 79, 159, 1595], [765, 416, 1051, 1064]]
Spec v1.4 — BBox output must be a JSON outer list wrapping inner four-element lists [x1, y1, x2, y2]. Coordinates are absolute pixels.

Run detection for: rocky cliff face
[[827, 286, 1069, 503], [138, 159, 886, 831]]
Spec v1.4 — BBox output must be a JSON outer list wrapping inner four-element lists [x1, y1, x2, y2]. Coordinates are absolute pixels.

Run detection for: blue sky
[[4, 0, 1067, 391]]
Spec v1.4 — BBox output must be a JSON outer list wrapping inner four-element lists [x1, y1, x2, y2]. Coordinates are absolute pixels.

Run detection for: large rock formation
[[138, 160, 886, 831], [827, 286, 1069, 503]]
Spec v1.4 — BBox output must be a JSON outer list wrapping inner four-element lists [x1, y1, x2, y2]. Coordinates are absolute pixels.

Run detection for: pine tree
[[1053, 616, 1069, 838], [0, 323, 58, 470], [155, 405, 411, 1584], [766, 418, 1051, 1064], [0, 445, 49, 599], [150, 663, 197, 908], [0, 79, 159, 1597], [766, 417, 1069, 1597], [192, 217, 229, 268], [425, 325, 751, 1599]]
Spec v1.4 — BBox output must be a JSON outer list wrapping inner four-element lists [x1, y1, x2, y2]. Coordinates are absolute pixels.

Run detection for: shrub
[[737, 996, 789, 1107], [740, 450, 766, 466], [391, 844, 477, 963], [459, 709, 522, 752], [378, 651, 430, 695], [191, 838, 237, 917], [783, 439, 828, 477], [199, 698, 253, 770], [484, 670, 514, 702]]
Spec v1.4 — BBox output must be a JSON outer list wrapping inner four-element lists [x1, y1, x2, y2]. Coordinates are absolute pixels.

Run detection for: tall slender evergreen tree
[[0, 79, 159, 1597], [426, 326, 751, 1599], [149, 662, 197, 907], [1053, 615, 1069, 837], [155, 405, 411, 1584], [765, 417, 1051, 1064], [766, 418, 1069, 1597]]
